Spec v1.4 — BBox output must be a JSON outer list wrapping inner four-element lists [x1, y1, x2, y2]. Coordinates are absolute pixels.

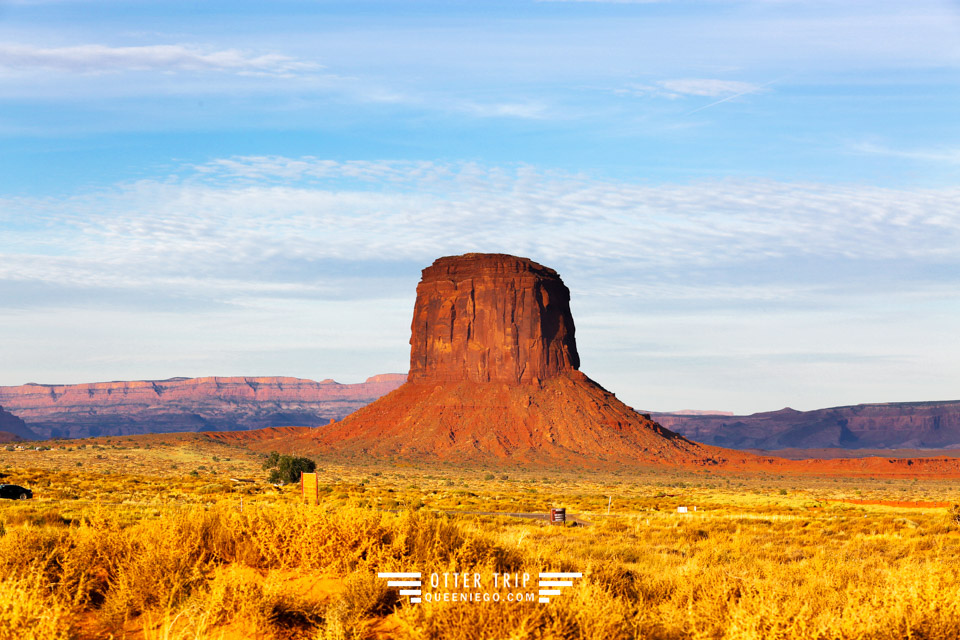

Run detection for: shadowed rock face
[[0, 406, 37, 441], [409, 253, 579, 384]]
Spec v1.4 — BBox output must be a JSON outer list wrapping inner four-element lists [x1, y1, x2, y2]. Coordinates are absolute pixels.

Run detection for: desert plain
[[0, 433, 959, 640]]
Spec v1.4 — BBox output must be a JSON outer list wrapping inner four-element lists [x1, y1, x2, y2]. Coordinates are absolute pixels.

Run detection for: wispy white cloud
[[0, 43, 553, 120], [621, 78, 767, 100], [658, 79, 762, 98], [457, 101, 551, 119], [0, 43, 321, 77], [852, 141, 960, 165], [3, 157, 959, 305]]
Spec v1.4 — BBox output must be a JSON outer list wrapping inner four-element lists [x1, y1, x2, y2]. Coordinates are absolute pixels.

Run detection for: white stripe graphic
[[537, 572, 583, 603], [378, 572, 423, 605]]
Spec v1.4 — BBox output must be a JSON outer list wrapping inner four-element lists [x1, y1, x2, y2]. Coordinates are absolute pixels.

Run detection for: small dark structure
[[0, 484, 32, 500], [550, 508, 566, 525]]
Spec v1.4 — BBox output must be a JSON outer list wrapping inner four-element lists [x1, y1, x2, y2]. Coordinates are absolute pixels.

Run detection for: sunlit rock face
[[408, 253, 579, 385]]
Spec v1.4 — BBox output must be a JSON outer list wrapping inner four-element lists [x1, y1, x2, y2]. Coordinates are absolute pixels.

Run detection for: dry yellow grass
[[0, 444, 959, 639]]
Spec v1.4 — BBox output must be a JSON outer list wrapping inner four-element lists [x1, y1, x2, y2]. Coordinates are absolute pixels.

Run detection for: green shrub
[[262, 451, 317, 484]]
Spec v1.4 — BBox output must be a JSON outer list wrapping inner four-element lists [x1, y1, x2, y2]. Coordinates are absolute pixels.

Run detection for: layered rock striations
[[655, 401, 960, 450], [314, 253, 727, 466], [409, 254, 579, 384], [0, 375, 406, 439]]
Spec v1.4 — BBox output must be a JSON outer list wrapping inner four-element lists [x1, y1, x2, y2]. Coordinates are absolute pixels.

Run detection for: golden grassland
[[0, 439, 959, 639]]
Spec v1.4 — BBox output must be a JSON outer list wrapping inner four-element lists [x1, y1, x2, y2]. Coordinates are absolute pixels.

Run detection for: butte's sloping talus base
[[309, 253, 728, 466]]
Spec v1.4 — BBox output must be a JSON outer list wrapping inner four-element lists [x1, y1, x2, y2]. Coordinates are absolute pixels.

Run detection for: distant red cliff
[[0, 374, 406, 439]]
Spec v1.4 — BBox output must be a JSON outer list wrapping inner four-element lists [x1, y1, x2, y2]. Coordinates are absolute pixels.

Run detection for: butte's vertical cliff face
[[409, 253, 579, 384], [314, 252, 726, 466]]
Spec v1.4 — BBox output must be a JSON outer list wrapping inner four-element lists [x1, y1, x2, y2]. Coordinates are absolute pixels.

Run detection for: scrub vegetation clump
[[263, 451, 318, 485]]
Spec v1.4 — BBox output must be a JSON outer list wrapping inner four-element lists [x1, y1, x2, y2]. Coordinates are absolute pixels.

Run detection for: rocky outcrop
[[312, 253, 727, 466], [0, 375, 405, 439], [653, 401, 960, 450], [409, 253, 579, 384], [0, 406, 36, 441]]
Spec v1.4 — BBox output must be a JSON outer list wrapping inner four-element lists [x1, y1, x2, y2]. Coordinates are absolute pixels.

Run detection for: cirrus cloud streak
[[0, 43, 321, 77], [2, 156, 958, 304]]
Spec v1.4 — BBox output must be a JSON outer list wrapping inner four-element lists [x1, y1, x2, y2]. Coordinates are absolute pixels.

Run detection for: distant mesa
[[365, 374, 407, 384], [663, 410, 736, 417], [0, 375, 406, 440], [655, 401, 960, 450], [311, 253, 727, 466]]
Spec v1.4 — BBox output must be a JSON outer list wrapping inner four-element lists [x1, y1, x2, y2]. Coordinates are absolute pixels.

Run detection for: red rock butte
[[312, 253, 731, 466], [409, 253, 579, 384]]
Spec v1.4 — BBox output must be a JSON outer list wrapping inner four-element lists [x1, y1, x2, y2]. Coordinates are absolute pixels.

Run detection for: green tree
[[263, 450, 317, 484]]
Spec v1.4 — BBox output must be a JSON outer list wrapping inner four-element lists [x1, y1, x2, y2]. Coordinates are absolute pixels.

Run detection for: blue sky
[[1, 0, 959, 414]]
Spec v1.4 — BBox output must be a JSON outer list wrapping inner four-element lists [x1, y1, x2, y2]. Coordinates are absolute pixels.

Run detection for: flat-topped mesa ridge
[[409, 253, 579, 384], [0, 375, 406, 439]]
